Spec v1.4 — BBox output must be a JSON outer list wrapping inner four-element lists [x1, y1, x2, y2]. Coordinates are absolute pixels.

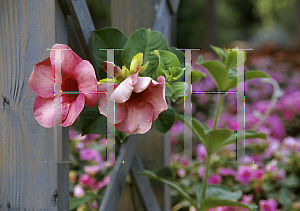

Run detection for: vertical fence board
[[0, 0, 68, 210]]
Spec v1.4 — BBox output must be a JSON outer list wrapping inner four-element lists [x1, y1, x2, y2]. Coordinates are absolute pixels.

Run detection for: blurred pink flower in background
[[79, 174, 91, 186], [254, 169, 265, 181], [219, 167, 236, 176], [97, 176, 110, 189], [177, 168, 186, 178], [276, 169, 286, 181], [235, 165, 253, 185], [207, 173, 222, 185], [80, 148, 103, 162], [265, 160, 278, 172], [196, 144, 207, 162], [171, 121, 184, 136], [241, 194, 253, 204], [180, 155, 191, 167], [198, 166, 206, 180], [84, 165, 102, 176], [259, 198, 277, 211], [73, 184, 85, 197], [91, 200, 99, 209]]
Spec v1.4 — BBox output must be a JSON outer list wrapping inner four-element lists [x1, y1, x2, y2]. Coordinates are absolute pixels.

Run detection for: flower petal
[[133, 77, 152, 93], [143, 76, 168, 120], [116, 101, 153, 134], [33, 96, 68, 128], [73, 60, 97, 107], [28, 58, 58, 98], [109, 72, 138, 103], [50, 44, 82, 78], [62, 94, 85, 127], [98, 83, 127, 124]]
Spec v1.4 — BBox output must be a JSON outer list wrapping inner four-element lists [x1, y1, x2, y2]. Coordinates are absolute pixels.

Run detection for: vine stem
[[201, 94, 225, 200]]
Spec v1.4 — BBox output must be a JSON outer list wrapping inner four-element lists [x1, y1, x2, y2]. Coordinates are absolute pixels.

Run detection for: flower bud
[[129, 53, 149, 74], [121, 66, 130, 78]]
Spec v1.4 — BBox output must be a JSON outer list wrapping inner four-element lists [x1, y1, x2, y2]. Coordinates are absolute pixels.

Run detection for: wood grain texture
[[111, 0, 160, 37], [0, 0, 68, 210]]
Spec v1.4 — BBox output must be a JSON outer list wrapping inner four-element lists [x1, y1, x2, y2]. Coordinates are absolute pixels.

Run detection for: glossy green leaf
[[93, 28, 128, 79], [200, 197, 253, 211], [169, 82, 188, 102], [197, 184, 242, 204], [208, 129, 233, 154], [69, 191, 104, 210], [192, 70, 207, 83], [153, 107, 176, 133], [141, 170, 198, 208], [169, 47, 185, 68], [115, 130, 130, 143], [165, 83, 173, 97], [150, 165, 174, 180], [152, 50, 180, 79], [201, 61, 230, 91], [213, 131, 267, 152], [80, 105, 107, 136], [210, 45, 226, 63], [224, 50, 245, 71], [176, 113, 210, 149], [226, 70, 270, 90], [170, 67, 185, 81], [122, 28, 168, 80], [196, 55, 204, 65]]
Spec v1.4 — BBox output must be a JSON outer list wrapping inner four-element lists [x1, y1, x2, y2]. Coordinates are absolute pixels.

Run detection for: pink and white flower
[[98, 72, 168, 134], [28, 44, 97, 128]]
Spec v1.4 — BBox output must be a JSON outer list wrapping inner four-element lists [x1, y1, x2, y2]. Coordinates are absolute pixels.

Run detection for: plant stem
[[201, 153, 211, 199], [213, 94, 225, 130], [202, 94, 224, 200]]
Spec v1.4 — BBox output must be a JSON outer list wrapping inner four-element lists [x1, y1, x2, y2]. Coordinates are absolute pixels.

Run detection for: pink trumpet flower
[[28, 44, 97, 128], [98, 72, 168, 134]]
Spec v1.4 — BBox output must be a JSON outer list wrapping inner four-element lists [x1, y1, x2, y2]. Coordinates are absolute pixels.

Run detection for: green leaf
[[197, 184, 242, 204], [224, 50, 245, 71], [169, 82, 188, 102], [176, 113, 210, 149], [169, 47, 185, 68], [80, 105, 107, 136], [226, 70, 270, 90], [200, 197, 253, 211], [196, 55, 204, 65], [93, 28, 128, 79], [69, 192, 102, 210], [228, 68, 237, 80], [115, 130, 130, 143], [170, 67, 185, 81], [150, 165, 174, 179], [141, 170, 198, 208], [279, 187, 294, 208], [122, 28, 168, 80], [165, 83, 173, 97], [153, 107, 176, 133], [208, 129, 233, 154], [281, 174, 300, 188], [210, 46, 226, 63], [201, 61, 230, 91], [192, 70, 207, 83], [152, 50, 180, 79], [213, 131, 267, 153]]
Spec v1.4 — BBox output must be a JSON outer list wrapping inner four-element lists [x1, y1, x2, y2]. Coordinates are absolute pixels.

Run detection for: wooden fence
[[0, 0, 179, 210]]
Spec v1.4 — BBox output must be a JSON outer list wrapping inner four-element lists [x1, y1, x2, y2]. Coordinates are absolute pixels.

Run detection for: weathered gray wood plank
[[130, 154, 161, 211], [99, 135, 139, 211], [64, 0, 97, 74], [0, 0, 68, 210]]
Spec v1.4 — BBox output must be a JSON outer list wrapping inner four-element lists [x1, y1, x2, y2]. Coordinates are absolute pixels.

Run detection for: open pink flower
[[98, 72, 168, 134], [235, 165, 253, 185], [259, 199, 277, 211], [28, 44, 97, 128]]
